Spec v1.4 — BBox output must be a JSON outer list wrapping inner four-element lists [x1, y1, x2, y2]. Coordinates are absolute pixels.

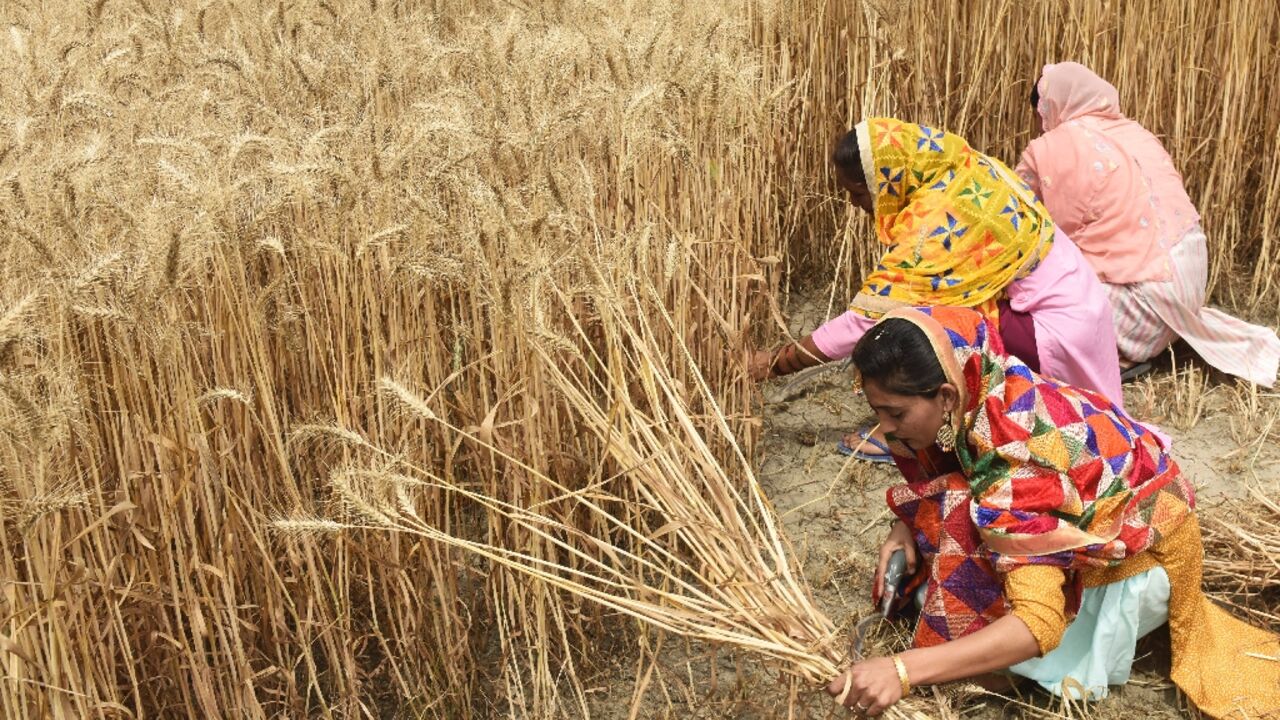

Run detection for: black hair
[[850, 318, 947, 397], [1030, 80, 1040, 111], [831, 130, 866, 186]]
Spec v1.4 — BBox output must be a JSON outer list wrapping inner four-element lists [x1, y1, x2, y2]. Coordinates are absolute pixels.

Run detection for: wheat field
[[0, 1, 1276, 718]]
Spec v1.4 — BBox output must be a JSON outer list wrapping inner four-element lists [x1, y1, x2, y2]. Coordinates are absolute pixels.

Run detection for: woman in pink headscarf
[[1017, 61, 1280, 387]]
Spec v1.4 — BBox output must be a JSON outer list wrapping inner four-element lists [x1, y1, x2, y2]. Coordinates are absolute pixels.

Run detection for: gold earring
[[936, 410, 956, 451]]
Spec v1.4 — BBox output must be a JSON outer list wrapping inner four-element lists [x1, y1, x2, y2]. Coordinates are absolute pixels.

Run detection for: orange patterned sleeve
[[1003, 565, 1069, 656]]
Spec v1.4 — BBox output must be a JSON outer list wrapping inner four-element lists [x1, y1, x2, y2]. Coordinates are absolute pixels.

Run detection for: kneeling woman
[[827, 306, 1278, 717]]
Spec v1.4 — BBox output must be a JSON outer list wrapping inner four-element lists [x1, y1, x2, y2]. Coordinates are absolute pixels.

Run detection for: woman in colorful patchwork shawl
[[750, 118, 1122, 463], [825, 305, 1278, 717]]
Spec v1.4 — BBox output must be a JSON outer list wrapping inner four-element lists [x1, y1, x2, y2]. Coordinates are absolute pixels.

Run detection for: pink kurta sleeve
[[810, 310, 877, 360]]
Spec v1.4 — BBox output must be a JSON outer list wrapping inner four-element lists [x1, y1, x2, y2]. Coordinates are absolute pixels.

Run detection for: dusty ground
[[584, 295, 1280, 720]]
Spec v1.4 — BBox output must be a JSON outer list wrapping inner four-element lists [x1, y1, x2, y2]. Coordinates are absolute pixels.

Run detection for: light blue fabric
[[1009, 566, 1170, 699]]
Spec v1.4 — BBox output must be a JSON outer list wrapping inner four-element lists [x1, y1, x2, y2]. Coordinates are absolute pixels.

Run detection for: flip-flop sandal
[[1120, 361, 1153, 383], [836, 427, 894, 464]]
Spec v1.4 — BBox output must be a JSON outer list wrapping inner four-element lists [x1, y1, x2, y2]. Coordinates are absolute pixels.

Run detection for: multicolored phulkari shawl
[[881, 306, 1195, 647], [886, 444, 1011, 646], [850, 119, 1054, 320]]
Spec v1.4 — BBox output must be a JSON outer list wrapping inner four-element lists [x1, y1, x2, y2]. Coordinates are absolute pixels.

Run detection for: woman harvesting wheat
[[824, 305, 1279, 716], [1016, 62, 1280, 386], [751, 118, 1122, 463]]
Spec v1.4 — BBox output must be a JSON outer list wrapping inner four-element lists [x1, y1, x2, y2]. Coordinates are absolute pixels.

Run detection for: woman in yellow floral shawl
[[850, 118, 1050, 317], [751, 119, 1123, 462]]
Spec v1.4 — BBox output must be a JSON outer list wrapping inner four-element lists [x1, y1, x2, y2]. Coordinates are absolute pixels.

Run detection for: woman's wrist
[[889, 519, 913, 543], [768, 337, 830, 377], [897, 647, 932, 687], [891, 655, 911, 697], [767, 346, 788, 377], [893, 615, 1041, 687], [769, 344, 801, 376], [897, 643, 958, 688]]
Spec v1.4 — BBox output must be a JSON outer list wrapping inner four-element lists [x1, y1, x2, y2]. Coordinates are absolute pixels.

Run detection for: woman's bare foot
[[844, 426, 889, 452], [838, 426, 893, 462]]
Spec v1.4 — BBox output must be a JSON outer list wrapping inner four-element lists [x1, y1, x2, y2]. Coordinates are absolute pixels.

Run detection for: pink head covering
[[1017, 62, 1199, 284], [1035, 62, 1123, 131]]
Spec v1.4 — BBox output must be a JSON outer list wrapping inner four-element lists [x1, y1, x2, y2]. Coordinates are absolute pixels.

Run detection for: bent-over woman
[[751, 118, 1123, 462], [825, 305, 1278, 717], [1017, 61, 1280, 386]]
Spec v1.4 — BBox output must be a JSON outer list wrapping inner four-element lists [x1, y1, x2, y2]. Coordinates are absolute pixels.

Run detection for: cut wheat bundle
[[279, 275, 950, 717]]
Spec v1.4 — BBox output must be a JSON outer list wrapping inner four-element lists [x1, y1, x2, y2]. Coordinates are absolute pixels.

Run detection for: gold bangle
[[892, 655, 911, 696]]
